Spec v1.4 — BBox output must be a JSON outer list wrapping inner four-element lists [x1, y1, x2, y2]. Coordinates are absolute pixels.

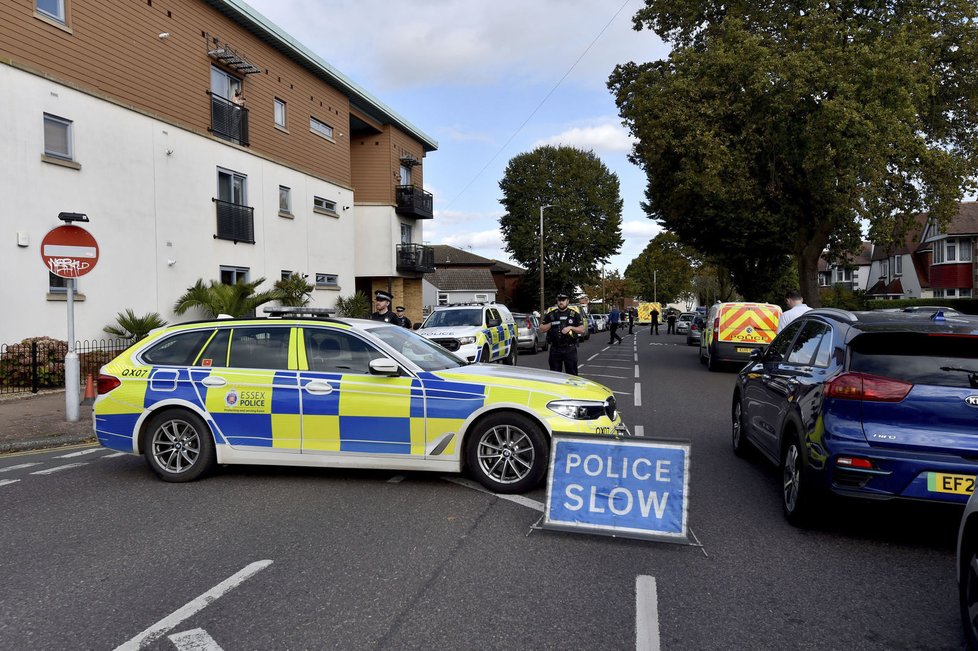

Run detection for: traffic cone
[[82, 373, 96, 404]]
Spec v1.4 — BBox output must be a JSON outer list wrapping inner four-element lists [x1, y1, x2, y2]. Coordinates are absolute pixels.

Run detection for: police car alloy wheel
[[143, 409, 216, 482], [466, 413, 547, 494]]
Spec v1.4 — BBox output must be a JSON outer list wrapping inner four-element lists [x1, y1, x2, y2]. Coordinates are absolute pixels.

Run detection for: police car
[[93, 310, 624, 493], [417, 303, 518, 364]]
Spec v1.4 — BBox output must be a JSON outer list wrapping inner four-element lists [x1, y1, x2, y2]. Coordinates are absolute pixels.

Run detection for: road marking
[[634, 354, 638, 362], [583, 374, 626, 380], [30, 463, 86, 475], [54, 448, 100, 458], [587, 365, 632, 370], [0, 479, 21, 488], [169, 628, 225, 651], [387, 475, 405, 483], [634, 383, 642, 407], [635, 425, 645, 437], [588, 353, 600, 361], [634, 366, 640, 378], [444, 477, 544, 512], [636, 575, 661, 651], [0, 463, 40, 473], [102, 452, 128, 458], [114, 560, 273, 651]]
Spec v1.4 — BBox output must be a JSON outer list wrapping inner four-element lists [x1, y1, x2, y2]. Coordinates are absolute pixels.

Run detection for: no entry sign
[[41, 225, 99, 278]]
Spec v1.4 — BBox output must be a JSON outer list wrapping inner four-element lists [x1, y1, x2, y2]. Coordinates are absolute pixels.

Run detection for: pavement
[[0, 390, 95, 454]]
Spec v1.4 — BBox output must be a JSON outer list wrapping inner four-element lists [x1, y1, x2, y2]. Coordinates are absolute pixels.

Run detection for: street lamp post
[[653, 269, 657, 305], [539, 204, 553, 314]]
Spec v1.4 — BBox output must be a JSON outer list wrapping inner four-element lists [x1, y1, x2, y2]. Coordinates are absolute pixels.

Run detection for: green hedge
[[865, 297, 978, 314]]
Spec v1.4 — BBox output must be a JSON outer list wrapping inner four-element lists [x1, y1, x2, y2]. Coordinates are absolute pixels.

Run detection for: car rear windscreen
[[849, 333, 978, 388]]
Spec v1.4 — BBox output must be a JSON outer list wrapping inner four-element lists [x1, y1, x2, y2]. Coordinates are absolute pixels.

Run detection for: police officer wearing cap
[[371, 290, 397, 323], [538, 292, 586, 375], [394, 306, 412, 329]]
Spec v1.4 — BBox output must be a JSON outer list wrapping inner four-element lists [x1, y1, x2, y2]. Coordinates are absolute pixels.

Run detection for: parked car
[[700, 301, 782, 371], [512, 312, 547, 354], [92, 311, 624, 493], [592, 314, 608, 332], [959, 489, 978, 647], [731, 307, 978, 525], [676, 312, 696, 335], [686, 316, 705, 347], [418, 303, 518, 364], [902, 305, 962, 316]]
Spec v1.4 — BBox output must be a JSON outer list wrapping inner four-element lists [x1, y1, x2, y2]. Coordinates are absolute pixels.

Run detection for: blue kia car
[[731, 308, 978, 525]]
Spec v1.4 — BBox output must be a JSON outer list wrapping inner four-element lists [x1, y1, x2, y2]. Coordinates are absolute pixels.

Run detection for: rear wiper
[[940, 366, 978, 388]]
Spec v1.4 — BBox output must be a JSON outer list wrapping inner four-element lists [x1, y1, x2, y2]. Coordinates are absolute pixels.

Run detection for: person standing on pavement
[[666, 310, 677, 335], [649, 306, 660, 335], [539, 292, 586, 375], [371, 290, 397, 323], [627, 308, 634, 335], [394, 305, 412, 329], [608, 306, 623, 345], [778, 289, 811, 332]]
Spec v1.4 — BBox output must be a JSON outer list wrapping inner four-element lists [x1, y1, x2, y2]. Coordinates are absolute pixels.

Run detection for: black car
[[731, 308, 978, 525]]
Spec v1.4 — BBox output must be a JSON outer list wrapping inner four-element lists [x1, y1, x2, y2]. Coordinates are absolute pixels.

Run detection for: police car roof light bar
[[263, 307, 336, 318]]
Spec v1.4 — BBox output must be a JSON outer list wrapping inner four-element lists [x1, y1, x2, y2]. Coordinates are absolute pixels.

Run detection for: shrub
[[0, 337, 68, 389]]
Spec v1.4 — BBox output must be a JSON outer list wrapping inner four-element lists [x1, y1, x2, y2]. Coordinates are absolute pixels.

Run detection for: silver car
[[676, 312, 696, 335], [512, 312, 548, 353]]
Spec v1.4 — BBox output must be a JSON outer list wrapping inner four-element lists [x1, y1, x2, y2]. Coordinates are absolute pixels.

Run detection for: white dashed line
[[634, 383, 642, 407], [0, 479, 21, 488], [583, 374, 627, 380], [588, 353, 600, 361], [30, 463, 86, 475], [634, 366, 640, 378], [169, 628, 225, 651], [444, 477, 545, 512], [0, 463, 41, 473], [635, 425, 645, 437], [54, 448, 100, 458], [634, 354, 638, 362], [636, 575, 661, 651], [102, 452, 128, 459], [114, 560, 273, 651]]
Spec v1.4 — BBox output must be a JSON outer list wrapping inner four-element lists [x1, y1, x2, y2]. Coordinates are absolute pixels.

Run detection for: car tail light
[[825, 372, 912, 402], [691, 324, 699, 332], [97, 374, 121, 395], [836, 456, 875, 469], [714, 317, 720, 332]]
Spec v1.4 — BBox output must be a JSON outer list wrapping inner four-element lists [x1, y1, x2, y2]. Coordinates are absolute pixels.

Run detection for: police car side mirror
[[369, 358, 400, 377]]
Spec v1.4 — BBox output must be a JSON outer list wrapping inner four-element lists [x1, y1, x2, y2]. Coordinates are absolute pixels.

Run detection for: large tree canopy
[[499, 146, 623, 308], [625, 231, 697, 303], [610, 0, 978, 304]]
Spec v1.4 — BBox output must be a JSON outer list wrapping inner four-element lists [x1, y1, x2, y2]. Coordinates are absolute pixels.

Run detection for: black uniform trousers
[[548, 343, 579, 375], [609, 323, 622, 344]]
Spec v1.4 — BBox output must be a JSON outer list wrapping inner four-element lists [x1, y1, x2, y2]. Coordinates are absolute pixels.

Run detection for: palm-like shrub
[[173, 278, 283, 318], [334, 291, 371, 318], [103, 309, 168, 341], [274, 273, 313, 307]]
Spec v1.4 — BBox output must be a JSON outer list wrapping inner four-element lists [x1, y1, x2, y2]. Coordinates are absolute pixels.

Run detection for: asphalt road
[[0, 328, 966, 649]]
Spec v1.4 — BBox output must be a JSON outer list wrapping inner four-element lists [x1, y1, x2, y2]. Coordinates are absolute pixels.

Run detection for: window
[[934, 289, 945, 298], [48, 271, 68, 293], [437, 293, 449, 306], [961, 288, 973, 297], [310, 117, 333, 139], [313, 196, 337, 214], [274, 98, 286, 128], [786, 322, 829, 366], [399, 164, 412, 185], [947, 241, 956, 261], [281, 270, 292, 280], [142, 330, 215, 366], [767, 321, 803, 361], [835, 267, 852, 283], [304, 328, 385, 375], [43, 113, 72, 160], [279, 186, 291, 214], [228, 327, 291, 369], [220, 266, 249, 285], [315, 273, 338, 288], [36, 0, 65, 23], [217, 169, 247, 205], [400, 223, 413, 244], [474, 294, 489, 302], [879, 261, 888, 280], [210, 66, 241, 102], [962, 238, 973, 262], [895, 256, 902, 276], [198, 329, 230, 368]]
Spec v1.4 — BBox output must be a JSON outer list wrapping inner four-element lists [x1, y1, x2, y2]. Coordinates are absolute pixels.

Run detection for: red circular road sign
[[41, 225, 100, 278]]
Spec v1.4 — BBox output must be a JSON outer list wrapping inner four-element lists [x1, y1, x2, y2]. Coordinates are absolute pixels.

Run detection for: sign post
[[41, 224, 99, 422], [541, 434, 692, 544]]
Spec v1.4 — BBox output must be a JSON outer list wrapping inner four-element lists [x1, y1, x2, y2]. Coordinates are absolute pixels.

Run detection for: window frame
[[279, 185, 292, 215], [313, 196, 338, 215], [35, 0, 66, 23], [43, 113, 73, 160], [437, 293, 449, 306], [273, 98, 287, 129], [220, 265, 250, 286], [315, 273, 339, 289], [309, 116, 334, 140], [217, 168, 247, 205], [894, 256, 902, 276]]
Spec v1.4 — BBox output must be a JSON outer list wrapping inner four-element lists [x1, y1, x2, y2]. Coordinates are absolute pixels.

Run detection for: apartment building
[[0, 0, 436, 342]]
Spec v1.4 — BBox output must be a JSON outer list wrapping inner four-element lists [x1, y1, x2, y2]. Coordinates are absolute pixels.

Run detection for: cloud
[[440, 228, 505, 249], [533, 120, 636, 154], [622, 220, 660, 238]]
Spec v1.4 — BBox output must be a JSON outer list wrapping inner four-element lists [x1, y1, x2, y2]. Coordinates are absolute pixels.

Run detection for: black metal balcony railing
[[214, 199, 255, 243], [395, 185, 434, 219], [209, 92, 250, 146], [396, 243, 435, 273]]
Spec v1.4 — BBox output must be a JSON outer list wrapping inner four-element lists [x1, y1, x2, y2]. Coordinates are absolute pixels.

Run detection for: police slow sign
[[543, 434, 691, 543]]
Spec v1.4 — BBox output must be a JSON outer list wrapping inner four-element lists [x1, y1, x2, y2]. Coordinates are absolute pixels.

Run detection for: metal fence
[[0, 338, 130, 395]]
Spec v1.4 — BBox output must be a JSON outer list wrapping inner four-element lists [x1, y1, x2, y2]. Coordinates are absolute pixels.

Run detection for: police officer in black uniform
[[538, 292, 586, 375], [394, 305, 412, 329], [371, 290, 397, 323]]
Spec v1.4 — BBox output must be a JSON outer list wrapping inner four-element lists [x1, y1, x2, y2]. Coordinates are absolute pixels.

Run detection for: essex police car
[[93, 309, 624, 493], [417, 303, 518, 364]]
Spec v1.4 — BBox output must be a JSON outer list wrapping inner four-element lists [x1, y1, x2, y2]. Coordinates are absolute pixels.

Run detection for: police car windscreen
[[368, 325, 467, 371], [425, 309, 482, 327]]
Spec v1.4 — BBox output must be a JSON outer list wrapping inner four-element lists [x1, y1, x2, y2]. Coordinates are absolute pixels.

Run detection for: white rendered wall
[[0, 65, 354, 343]]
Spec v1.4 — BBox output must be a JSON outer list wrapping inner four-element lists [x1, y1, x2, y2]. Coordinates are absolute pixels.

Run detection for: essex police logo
[[225, 388, 239, 408]]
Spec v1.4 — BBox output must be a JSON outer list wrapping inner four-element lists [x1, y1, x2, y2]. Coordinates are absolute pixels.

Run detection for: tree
[[581, 270, 636, 311], [691, 262, 739, 306], [173, 278, 282, 318], [274, 273, 313, 307], [609, 1, 978, 306], [499, 146, 624, 306], [625, 232, 696, 303], [334, 292, 371, 319], [103, 309, 167, 341]]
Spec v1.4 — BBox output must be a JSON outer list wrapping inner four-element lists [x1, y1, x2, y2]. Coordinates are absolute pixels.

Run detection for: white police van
[[418, 303, 518, 364]]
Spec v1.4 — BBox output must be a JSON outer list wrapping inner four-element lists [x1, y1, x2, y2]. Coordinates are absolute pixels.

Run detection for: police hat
[[556, 292, 570, 300], [395, 306, 405, 312], [374, 290, 393, 302]]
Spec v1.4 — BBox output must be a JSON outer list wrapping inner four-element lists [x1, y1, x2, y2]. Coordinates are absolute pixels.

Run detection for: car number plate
[[928, 473, 976, 495], [736, 347, 754, 353]]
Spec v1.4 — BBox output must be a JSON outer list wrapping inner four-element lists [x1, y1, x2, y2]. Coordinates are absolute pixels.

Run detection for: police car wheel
[[143, 409, 216, 482], [481, 345, 491, 363], [503, 344, 518, 365], [466, 413, 547, 494]]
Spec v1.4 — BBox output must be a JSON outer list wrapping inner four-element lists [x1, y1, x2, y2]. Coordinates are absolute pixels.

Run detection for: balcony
[[396, 243, 435, 273], [395, 185, 434, 219], [214, 199, 255, 243], [209, 93, 249, 146]]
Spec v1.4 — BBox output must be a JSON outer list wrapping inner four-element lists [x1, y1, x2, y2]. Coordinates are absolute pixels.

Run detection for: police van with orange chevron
[[700, 301, 782, 371]]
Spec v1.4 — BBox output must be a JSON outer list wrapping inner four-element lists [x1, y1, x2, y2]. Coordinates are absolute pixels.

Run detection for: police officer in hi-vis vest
[[538, 292, 586, 375]]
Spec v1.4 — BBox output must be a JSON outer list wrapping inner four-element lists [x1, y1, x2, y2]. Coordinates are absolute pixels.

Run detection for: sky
[[244, 0, 672, 273]]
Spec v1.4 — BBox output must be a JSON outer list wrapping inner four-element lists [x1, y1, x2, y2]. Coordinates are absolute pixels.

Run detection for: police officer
[[538, 292, 586, 375], [371, 290, 397, 323], [394, 305, 412, 329]]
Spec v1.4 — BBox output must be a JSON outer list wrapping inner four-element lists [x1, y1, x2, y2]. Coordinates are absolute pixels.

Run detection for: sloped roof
[[491, 259, 526, 275], [430, 245, 495, 266], [819, 241, 874, 268], [947, 201, 978, 235], [426, 268, 497, 292]]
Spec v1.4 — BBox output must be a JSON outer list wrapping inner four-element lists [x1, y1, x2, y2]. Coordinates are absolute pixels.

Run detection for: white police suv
[[418, 303, 518, 364]]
